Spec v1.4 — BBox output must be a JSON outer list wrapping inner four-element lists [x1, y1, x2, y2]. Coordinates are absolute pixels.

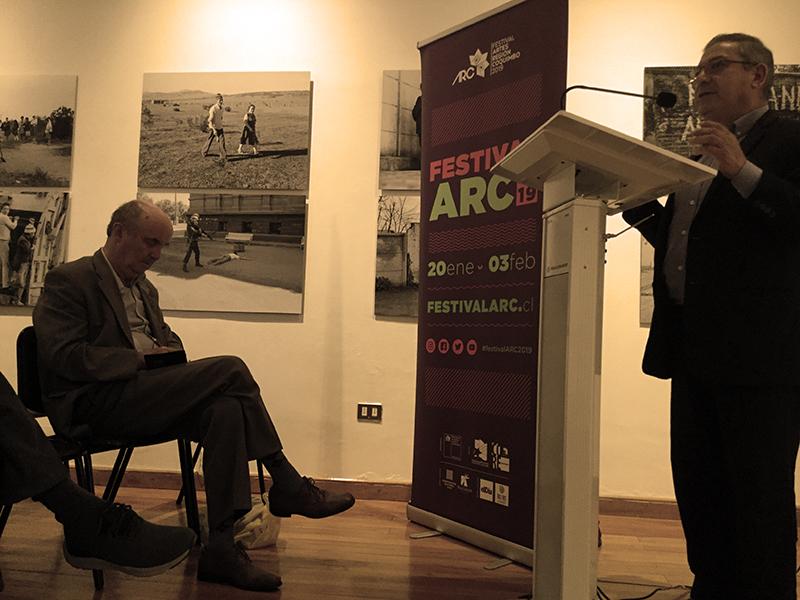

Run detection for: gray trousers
[[73, 356, 282, 530]]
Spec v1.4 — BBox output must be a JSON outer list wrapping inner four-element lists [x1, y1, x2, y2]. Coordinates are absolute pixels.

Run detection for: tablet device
[[143, 349, 187, 370]]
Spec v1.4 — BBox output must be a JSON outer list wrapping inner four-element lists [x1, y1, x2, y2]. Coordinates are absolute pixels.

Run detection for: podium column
[[534, 162, 606, 599]]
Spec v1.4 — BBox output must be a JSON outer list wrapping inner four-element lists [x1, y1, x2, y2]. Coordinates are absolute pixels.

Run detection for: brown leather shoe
[[197, 540, 281, 592], [269, 477, 355, 519]]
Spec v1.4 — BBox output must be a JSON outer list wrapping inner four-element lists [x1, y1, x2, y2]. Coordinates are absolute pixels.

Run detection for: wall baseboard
[[86, 467, 413, 502]]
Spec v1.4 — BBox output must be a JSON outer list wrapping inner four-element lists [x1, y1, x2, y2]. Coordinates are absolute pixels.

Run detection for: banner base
[[406, 503, 533, 567]]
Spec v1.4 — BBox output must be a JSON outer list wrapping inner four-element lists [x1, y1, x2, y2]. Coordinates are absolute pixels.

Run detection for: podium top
[[492, 110, 717, 214]]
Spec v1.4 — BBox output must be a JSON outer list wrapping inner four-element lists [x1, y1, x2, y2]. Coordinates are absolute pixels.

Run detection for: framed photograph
[[0, 191, 69, 307], [138, 72, 311, 191], [639, 65, 800, 326], [139, 191, 306, 314], [0, 75, 77, 188], [374, 193, 420, 318], [379, 70, 421, 192]]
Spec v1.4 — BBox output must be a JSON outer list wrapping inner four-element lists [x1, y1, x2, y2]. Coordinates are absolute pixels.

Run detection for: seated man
[[32, 199, 355, 593], [0, 372, 195, 592]]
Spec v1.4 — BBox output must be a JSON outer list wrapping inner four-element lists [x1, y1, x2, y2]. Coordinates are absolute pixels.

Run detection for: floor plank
[[0, 487, 796, 599]]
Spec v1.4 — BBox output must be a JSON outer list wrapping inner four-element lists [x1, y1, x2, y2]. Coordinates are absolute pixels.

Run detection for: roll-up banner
[[408, 0, 568, 563]]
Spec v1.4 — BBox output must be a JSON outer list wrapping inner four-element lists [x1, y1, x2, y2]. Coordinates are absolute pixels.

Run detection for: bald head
[[103, 200, 173, 285]]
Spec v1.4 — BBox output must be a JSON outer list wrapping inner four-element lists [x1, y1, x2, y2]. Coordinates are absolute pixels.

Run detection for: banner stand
[[407, 504, 533, 566]]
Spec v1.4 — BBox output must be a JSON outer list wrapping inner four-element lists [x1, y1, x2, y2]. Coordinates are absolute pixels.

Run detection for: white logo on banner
[[479, 478, 494, 501], [451, 37, 522, 86], [452, 49, 489, 85], [495, 483, 510, 507]]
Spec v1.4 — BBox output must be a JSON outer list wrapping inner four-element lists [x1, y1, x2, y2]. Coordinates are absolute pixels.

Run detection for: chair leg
[[175, 442, 202, 506], [82, 453, 95, 495], [74, 454, 104, 591], [257, 460, 267, 496], [73, 455, 87, 490], [102, 447, 133, 503], [177, 439, 201, 538], [0, 505, 12, 539]]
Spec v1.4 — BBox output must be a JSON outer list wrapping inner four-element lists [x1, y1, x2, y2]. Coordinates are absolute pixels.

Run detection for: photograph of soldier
[[182, 213, 214, 272], [138, 192, 306, 314]]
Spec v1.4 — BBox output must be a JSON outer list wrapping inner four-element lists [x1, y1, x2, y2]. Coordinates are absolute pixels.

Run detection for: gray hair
[[106, 200, 147, 237], [705, 33, 774, 97]]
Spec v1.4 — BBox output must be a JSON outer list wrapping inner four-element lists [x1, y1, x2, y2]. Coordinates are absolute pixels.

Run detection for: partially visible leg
[[670, 372, 734, 599], [716, 384, 799, 600], [0, 372, 195, 579]]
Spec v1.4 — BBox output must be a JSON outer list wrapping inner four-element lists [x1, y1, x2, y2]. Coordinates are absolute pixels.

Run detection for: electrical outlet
[[357, 403, 382, 422]]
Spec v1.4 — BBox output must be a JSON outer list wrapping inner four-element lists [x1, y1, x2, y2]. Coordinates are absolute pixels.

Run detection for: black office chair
[[5, 326, 201, 590]]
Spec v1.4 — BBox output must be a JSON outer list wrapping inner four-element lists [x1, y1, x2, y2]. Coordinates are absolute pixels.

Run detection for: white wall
[[1, 0, 798, 502]]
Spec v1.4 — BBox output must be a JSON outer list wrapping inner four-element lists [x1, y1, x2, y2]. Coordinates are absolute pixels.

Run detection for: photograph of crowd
[[0, 191, 69, 307], [374, 194, 420, 318], [0, 75, 77, 187], [379, 70, 421, 192], [138, 191, 306, 314], [138, 72, 312, 191]]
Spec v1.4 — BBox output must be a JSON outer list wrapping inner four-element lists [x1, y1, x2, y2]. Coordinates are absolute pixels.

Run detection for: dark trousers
[[183, 240, 200, 266], [74, 356, 282, 530], [202, 128, 226, 160], [0, 373, 67, 505], [671, 368, 799, 599]]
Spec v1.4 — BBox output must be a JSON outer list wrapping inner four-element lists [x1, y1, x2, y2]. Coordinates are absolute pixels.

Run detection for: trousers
[[74, 356, 282, 530]]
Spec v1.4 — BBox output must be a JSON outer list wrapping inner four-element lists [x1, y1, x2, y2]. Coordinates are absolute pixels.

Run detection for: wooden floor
[[0, 487, 794, 599]]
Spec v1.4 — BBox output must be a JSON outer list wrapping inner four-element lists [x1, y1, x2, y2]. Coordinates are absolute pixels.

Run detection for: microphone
[[560, 85, 677, 110]]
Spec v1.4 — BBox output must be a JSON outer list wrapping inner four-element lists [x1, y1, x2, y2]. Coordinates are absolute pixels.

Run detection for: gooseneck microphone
[[560, 85, 677, 110]]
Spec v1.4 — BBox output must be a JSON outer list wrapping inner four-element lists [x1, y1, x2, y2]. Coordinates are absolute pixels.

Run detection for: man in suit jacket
[[623, 34, 800, 599], [33, 200, 355, 593]]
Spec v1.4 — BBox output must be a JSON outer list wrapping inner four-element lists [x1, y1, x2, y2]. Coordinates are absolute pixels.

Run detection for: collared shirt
[[664, 104, 768, 304], [100, 248, 158, 351]]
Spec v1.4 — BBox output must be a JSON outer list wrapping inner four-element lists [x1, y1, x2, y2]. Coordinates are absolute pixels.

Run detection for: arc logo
[[452, 48, 489, 85]]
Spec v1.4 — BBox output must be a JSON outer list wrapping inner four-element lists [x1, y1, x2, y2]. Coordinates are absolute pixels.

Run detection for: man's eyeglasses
[[689, 58, 756, 84]]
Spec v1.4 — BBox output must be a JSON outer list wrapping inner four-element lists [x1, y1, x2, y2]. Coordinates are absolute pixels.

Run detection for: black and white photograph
[[379, 70, 421, 192], [138, 192, 306, 314], [0, 191, 69, 307], [374, 193, 420, 318], [643, 64, 800, 157], [640, 65, 800, 324], [138, 72, 312, 191], [0, 75, 76, 188]]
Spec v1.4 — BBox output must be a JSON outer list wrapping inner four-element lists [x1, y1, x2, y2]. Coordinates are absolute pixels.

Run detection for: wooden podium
[[492, 111, 715, 599]]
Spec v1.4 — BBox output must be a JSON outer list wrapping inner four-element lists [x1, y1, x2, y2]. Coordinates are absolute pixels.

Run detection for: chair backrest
[[16, 326, 44, 414]]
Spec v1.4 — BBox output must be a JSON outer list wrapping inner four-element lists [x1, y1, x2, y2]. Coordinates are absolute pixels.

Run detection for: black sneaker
[[63, 503, 196, 577], [197, 540, 281, 592], [268, 477, 355, 519]]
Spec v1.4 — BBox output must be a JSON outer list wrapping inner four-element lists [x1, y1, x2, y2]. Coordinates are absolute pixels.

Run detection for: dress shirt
[[100, 248, 158, 351], [664, 104, 768, 304]]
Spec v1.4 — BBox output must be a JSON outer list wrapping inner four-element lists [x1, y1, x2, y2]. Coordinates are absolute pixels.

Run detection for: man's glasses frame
[[689, 58, 757, 85]]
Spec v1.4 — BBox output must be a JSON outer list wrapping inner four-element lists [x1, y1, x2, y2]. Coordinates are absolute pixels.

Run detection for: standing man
[[0, 203, 18, 289], [182, 212, 212, 273], [33, 200, 355, 592], [201, 93, 227, 162], [11, 221, 35, 305], [623, 33, 800, 599]]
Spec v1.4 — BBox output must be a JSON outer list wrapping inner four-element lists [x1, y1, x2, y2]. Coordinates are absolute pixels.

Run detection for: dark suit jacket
[[32, 250, 182, 437], [623, 111, 800, 385]]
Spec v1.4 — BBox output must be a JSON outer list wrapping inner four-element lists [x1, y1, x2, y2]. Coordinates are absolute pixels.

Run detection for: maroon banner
[[411, 0, 567, 549]]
